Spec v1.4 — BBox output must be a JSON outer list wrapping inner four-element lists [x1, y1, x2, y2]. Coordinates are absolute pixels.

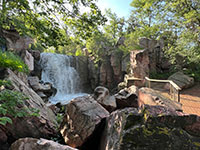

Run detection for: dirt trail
[[151, 83, 200, 116]]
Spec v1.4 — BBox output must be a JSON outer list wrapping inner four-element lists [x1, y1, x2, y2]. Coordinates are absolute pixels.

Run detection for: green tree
[[86, 9, 126, 62], [0, 0, 106, 49], [129, 0, 200, 72]]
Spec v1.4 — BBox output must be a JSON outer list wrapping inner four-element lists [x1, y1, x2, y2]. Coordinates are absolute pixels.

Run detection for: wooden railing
[[127, 76, 181, 102], [145, 77, 181, 102]]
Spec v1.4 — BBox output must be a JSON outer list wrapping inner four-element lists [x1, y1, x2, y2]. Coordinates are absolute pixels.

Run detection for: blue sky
[[97, 0, 133, 19]]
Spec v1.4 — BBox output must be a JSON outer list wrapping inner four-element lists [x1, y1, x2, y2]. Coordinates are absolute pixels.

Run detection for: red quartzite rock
[[93, 86, 117, 112], [129, 50, 149, 87], [0, 69, 57, 147], [138, 87, 182, 112], [60, 95, 109, 148]]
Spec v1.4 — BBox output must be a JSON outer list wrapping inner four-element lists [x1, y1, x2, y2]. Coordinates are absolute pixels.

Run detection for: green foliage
[[129, 0, 200, 80], [0, 0, 106, 49], [0, 117, 12, 125], [0, 80, 11, 87], [0, 88, 39, 126], [0, 51, 29, 73]]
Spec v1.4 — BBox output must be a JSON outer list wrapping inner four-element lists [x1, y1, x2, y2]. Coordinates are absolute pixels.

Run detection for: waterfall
[[40, 53, 86, 104]]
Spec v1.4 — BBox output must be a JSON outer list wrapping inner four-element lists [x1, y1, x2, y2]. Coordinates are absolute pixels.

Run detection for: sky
[[97, 0, 133, 19]]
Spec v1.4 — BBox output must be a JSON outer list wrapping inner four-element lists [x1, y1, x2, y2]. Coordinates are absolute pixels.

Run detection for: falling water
[[40, 53, 86, 104]]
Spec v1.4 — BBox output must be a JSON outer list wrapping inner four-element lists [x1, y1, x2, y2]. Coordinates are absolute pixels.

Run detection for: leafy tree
[[129, 0, 200, 75], [0, 0, 106, 48], [103, 9, 125, 45], [86, 9, 126, 62]]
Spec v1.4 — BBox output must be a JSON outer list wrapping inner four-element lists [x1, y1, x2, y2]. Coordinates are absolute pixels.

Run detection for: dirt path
[[180, 84, 200, 115], [151, 83, 200, 116]]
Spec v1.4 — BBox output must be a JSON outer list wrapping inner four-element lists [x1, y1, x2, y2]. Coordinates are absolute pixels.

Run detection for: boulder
[[115, 85, 138, 109], [130, 50, 149, 86], [0, 69, 57, 146], [94, 86, 117, 112], [165, 72, 194, 90], [101, 105, 200, 150], [138, 87, 182, 111], [60, 95, 109, 148], [10, 138, 77, 150]]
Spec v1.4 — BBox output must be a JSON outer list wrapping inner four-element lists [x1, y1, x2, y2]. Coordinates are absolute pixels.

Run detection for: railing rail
[[128, 76, 181, 102], [144, 77, 181, 102]]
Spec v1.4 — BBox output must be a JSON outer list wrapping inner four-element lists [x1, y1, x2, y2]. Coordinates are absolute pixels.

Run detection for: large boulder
[[93, 86, 117, 112], [130, 50, 149, 86], [0, 69, 57, 146], [165, 72, 194, 90], [60, 95, 109, 148], [10, 138, 77, 150], [101, 105, 200, 150], [138, 87, 182, 111], [115, 85, 139, 109]]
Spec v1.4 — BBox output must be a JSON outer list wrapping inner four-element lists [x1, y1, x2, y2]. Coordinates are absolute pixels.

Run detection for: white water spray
[[40, 53, 86, 104]]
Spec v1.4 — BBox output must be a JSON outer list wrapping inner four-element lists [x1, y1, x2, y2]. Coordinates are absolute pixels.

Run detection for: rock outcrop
[[165, 71, 194, 90], [99, 56, 114, 89], [93, 86, 117, 112], [129, 50, 149, 86], [88, 58, 99, 90], [10, 138, 77, 150], [60, 95, 109, 148], [101, 105, 200, 150], [139, 37, 170, 72], [0, 69, 57, 147]]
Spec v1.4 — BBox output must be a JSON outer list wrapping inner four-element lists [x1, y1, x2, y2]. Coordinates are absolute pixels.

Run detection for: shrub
[[0, 80, 39, 125], [0, 51, 29, 73]]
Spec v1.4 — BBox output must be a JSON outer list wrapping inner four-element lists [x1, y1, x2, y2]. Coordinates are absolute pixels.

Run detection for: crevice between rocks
[[79, 118, 106, 150]]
